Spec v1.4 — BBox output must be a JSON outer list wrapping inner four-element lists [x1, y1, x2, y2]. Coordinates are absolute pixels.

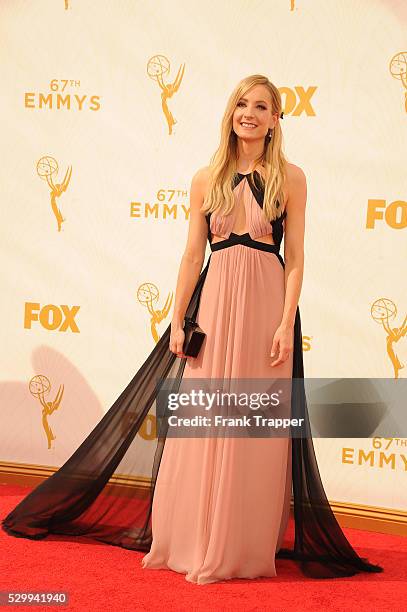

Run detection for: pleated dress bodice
[[205, 171, 287, 249]]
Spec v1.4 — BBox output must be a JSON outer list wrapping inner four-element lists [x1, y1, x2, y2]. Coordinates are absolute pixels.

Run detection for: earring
[[267, 128, 273, 139]]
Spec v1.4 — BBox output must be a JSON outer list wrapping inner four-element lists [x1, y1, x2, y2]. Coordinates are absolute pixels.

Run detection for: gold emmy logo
[[25, 80, 101, 111], [342, 438, 407, 471], [36, 156, 72, 232], [29, 375, 64, 450], [147, 55, 185, 135], [137, 282, 173, 343], [389, 51, 407, 112], [302, 335, 312, 351], [371, 298, 407, 378], [65, 0, 69, 9]]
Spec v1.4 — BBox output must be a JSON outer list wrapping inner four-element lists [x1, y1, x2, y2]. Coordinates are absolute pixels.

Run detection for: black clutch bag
[[183, 316, 206, 358]]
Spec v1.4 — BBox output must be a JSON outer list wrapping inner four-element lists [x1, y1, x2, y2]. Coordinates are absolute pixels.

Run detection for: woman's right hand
[[169, 325, 187, 358]]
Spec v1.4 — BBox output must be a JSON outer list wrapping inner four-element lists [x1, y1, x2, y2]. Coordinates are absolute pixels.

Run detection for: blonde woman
[[141, 75, 383, 583], [2, 75, 383, 585]]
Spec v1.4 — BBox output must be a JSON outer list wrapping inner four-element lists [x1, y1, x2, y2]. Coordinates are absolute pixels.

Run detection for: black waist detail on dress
[[210, 232, 281, 254]]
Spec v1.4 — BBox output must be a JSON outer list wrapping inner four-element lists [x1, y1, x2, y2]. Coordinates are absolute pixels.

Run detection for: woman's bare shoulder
[[192, 166, 211, 200], [193, 166, 211, 183], [284, 162, 307, 212], [286, 162, 306, 180], [286, 162, 306, 187], [284, 163, 306, 205]]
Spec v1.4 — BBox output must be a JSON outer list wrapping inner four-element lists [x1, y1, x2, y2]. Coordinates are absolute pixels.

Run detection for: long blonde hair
[[201, 74, 288, 221]]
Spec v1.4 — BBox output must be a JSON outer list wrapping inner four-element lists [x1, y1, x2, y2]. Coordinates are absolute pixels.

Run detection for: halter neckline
[[236, 170, 260, 177]]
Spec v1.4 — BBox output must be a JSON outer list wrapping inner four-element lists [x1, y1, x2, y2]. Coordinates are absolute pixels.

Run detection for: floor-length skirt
[[142, 242, 294, 584], [1, 236, 384, 580]]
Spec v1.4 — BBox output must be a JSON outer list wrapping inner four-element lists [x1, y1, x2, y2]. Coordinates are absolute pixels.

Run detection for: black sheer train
[[2, 180, 383, 579]]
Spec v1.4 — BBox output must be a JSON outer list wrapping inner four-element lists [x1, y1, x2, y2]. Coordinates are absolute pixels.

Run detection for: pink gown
[[141, 172, 293, 584], [1, 171, 383, 580]]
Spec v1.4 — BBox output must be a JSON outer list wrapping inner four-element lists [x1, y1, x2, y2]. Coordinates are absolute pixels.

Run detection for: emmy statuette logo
[[147, 55, 185, 135], [389, 51, 407, 112], [371, 298, 407, 379], [36, 156, 72, 232], [29, 375, 64, 450], [137, 282, 174, 343]]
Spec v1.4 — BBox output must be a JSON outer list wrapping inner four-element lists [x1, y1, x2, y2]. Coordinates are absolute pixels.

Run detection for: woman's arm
[[270, 164, 307, 367], [169, 167, 209, 356]]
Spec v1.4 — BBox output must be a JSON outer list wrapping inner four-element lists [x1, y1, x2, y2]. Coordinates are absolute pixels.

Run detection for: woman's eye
[[237, 102, 267, 110]]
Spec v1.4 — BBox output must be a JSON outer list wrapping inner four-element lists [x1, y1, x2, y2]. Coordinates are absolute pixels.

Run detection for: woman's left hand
[[270, 324, 294, 367]]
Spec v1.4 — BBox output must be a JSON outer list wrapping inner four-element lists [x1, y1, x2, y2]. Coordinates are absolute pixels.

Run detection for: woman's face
[[232, 84, 276, 141]]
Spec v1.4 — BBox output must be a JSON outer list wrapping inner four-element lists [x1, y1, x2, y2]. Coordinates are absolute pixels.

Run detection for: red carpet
[[0, 484, 405, 611]]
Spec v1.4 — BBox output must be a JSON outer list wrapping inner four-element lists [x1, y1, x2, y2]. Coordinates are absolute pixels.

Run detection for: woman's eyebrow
[[239, 97, 268, 104]]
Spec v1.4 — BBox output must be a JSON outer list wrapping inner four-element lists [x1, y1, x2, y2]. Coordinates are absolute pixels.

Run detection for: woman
[[2, 75, 383, 584], [141, 76, 303, 584]]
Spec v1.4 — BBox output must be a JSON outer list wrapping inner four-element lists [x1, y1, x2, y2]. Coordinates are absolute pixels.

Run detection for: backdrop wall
[[0, 0, 406, 517]]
